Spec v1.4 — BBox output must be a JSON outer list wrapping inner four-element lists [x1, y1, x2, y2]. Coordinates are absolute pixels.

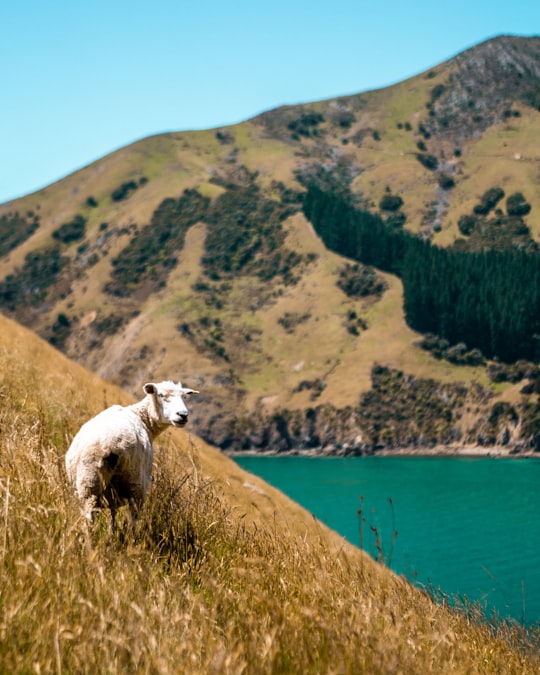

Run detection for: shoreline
[[225, 445, 539, 459], [373, 445, 537, 458]]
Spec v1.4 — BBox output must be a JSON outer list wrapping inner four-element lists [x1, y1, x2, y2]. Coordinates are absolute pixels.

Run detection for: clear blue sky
[[1, 0, 539, 204]]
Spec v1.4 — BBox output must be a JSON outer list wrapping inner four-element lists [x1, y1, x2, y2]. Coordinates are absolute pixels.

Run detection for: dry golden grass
[[0, 313, 539, 673]]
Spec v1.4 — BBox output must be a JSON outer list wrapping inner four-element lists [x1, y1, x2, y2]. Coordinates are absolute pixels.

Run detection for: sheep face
[[143, 381, 199, 428]]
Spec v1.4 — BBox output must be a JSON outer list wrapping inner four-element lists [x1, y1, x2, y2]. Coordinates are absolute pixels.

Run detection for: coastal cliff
[[196, 364, 540, 456]]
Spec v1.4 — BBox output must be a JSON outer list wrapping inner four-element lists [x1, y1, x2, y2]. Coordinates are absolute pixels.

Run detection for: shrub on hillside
[[278, 312, 311, 334], [416, 153, 438, 170], [287, 111, 324, 139], [0, 211, 40, 258], [379, 194, 403, 212], [52, 215, 86, 244], [417, 123, 431, 139], [48, 312, 72, 349], [473, 187, 505, 215], [337, 263, 387, 299], [438, 174, 455, 190], [416, 333, 486, 366], [331, 109, 356, 129], [455, 186, 535, 251], [270, 180, 304, 205], [0, 246, 68, 309], [345, 309, 367, 335], [506, 192, 531, 217], [176, 316, 229, 361], [294, 156, 362, 195], [385, 212, 407, 229], [487, 360, 538, 384], [430, 83, 446, 102], [444, 343, 485, 366], [487, 401, 519, 427], [110, 179, 146, 202], [216, 130, 234, 144]]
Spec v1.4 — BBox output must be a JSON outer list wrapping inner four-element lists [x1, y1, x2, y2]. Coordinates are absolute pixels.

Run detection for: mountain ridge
[[0, 34, 539, 453]]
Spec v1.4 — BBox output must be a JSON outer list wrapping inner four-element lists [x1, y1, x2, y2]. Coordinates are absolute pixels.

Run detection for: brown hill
[[0, 35, 539, 453]]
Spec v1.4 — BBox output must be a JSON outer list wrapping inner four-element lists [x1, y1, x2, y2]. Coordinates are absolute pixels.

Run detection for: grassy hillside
[[0, 313, 539, 673], [0, 36, 539, 452]]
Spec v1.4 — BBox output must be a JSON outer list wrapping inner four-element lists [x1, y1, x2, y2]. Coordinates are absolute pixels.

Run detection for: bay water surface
[[234, 455, 540, 624]]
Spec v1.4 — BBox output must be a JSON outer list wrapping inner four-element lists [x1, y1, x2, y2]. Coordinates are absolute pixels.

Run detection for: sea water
[[234, 455, 540, 625]]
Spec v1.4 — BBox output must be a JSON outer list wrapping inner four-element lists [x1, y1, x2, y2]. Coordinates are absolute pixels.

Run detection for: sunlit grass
[[1, 316, 539, 673]]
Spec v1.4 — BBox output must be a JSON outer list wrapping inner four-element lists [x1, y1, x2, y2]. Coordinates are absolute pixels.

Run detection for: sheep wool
[[65, 380, 198, 529]]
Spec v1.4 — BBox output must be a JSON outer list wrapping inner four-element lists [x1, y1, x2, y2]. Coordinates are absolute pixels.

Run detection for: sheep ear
[[143, 383, 157, 395], [184, 389, 199, 396]]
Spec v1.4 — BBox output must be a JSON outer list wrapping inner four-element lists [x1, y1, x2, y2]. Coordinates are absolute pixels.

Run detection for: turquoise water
[[234, 455, 540, 624]]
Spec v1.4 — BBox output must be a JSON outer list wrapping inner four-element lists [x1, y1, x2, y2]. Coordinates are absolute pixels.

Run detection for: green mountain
[[1, 34, 539, 452]]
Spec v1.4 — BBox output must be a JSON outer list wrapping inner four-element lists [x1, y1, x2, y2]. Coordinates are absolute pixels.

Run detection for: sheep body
[[65, 381, 198, 528]]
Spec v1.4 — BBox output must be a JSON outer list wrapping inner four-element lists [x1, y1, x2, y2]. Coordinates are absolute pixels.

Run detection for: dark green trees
[[303, 186, 540, 363]]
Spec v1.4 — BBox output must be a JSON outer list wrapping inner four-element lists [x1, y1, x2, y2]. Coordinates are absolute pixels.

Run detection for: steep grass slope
[[0, 313, 539, 673], [0, 35, 539, 451]]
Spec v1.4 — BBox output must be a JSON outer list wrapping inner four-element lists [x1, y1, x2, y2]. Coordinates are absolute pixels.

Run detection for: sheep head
[[143, 381, 199, 428]]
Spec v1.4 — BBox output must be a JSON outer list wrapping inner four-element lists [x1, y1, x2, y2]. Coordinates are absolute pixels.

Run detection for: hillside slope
[[0, 312, 538, 673], [0, 35, 539, 452]]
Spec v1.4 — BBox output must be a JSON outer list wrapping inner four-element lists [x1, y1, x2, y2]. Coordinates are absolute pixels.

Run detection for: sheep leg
[[128, 485, 144, 532], [82, 493, 99, 527], [77, 474, 103, 529], [103, 485, 117, 533], [127, 499, 139, 531]]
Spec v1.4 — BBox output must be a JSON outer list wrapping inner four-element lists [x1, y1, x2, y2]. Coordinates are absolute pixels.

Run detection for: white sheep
[[65, 381, 199, 530]]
